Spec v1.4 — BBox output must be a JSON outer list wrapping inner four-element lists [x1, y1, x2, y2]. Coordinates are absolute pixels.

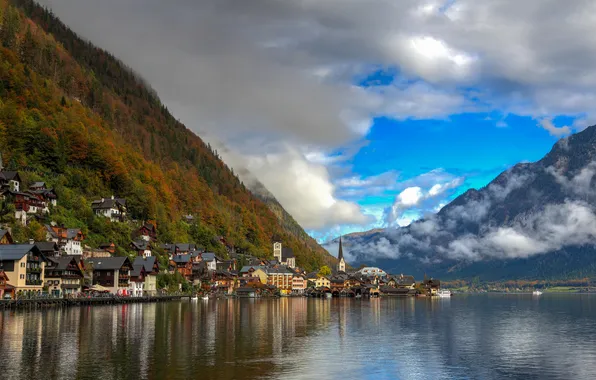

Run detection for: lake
[[1, 295, 596, 379]]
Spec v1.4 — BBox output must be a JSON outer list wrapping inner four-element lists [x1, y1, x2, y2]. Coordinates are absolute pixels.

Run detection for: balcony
[[28, 256, 40, 262], [119, 274, 130, 280], [26, 279, 43, 286], [28, 267, 42, 273]]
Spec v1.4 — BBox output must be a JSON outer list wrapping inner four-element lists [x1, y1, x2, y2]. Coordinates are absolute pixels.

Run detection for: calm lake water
[[1, 295, 596, 379]]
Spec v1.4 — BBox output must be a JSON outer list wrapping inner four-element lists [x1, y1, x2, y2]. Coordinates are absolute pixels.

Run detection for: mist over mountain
[[328, 126, 596, 280]]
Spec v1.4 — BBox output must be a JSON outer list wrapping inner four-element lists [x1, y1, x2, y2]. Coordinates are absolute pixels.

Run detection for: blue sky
[[42, 0, 596, 243]]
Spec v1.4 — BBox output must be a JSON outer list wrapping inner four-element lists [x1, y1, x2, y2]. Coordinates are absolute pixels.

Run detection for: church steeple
[[337, 236, 346, 272]]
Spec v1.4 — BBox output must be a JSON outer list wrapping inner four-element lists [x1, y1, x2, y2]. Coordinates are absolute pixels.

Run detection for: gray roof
[[281, 247, 294, 260], [91, 197, 126, 210], [35, 241, 59, 253], [172, 255, 191, 263], [87, 257, 130, 270], [30, 182, 45, 188], [266, 266, 293, 275], [201, 252, 221, 262], [394, 275, 415, 286], [130, 264, 145, 277], [133, 256, 158, 273], [47, 256, 79, 271], [0, 230, 9, 241], [0, 171, 20, 182], [0, 244, 43, 261], [239, 265, 267, 273], [131, 240, 150, 250]]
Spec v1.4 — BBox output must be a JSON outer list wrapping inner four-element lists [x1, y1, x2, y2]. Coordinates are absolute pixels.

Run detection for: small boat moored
[[532, 290, 543, 296], [438, 289, 452, 298]]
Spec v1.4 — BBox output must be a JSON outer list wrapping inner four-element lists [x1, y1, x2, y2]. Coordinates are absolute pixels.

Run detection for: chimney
[[29, 239, 34, 245]]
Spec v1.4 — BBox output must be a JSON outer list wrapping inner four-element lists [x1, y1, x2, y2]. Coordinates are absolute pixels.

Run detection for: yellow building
[[240, 266, 269, 284], [0, 244, 47, 294], [314, 276, 331, 288], [0, 229, 13, 245]]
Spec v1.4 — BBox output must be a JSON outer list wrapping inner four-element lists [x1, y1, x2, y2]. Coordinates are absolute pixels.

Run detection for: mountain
[[0, 0, 334, 270], [333, 126, 596, 280]]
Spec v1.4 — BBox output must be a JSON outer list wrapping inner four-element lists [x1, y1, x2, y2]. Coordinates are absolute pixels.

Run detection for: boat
[[438, 289, 451, 298], [325, 292, 332, 299], [202, 295, 209, 300], [355, 294, 362, 299], [191, 295, 199, 301], [532, 290, 543, 296]]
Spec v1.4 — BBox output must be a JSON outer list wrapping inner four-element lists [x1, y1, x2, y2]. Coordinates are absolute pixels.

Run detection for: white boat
[[532, 290, 543, 296], [202, 295, 209, 300], [325, 292, 332, 298], [438, 289, 451, 298], [191, 295, 199, 301]]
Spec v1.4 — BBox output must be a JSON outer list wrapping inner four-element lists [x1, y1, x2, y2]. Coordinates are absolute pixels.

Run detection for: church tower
[[337, 236, 346, 273], [273, 237, 282, 262]]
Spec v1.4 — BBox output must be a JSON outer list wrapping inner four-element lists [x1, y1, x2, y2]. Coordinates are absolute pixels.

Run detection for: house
[[136, 223, 157, 242], [236, 287, 257, 298], [133, 256, 160, 296], [272, 237, 296, 268], [87, 257, 133, 295], [292, 274, 306, 294], [160, 243, 203, 257], [91, 196, 127, 222], [99, 242, 116, 255], [0, 171, 21, 192], [170, 255, 193, 280], [240, 266, 268, 284], [201, 252, 223, 271], [216, 260, 236, 272], [0, 271, 15, 299], [129, 263, 147, 297], [45, 225, 85, 256], [0, 229, 13, 245], [424, 278, 441, 296], [390, 274, 416, 289], [130, 240, 152, 258], [44, 256, 84, 297], [28, 182, 57, 209], [313, 276, 331, 288], [266, 266, 294, 295], [212, 270, 236, 294], [330, 276, 346, 293], [0, 244, 48, 294], [35, 241, 60, 257]]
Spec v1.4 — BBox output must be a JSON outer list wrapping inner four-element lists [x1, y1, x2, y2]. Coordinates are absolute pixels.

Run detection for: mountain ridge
[[332, 126, 596, 280]]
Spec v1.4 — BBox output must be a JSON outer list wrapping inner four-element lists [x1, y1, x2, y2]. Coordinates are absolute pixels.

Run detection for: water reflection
[[0, 295, 596, 379]]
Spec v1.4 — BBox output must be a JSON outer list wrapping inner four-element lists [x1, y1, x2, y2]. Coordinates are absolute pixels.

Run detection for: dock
[[0, 295, 190, 310]]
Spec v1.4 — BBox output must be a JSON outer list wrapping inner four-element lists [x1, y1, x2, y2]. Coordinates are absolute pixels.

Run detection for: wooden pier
[[0, 295, 190, 310]]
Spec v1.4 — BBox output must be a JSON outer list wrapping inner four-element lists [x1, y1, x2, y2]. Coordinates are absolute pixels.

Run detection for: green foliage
[[318, 265, 332, 277], [0, 0, 335, 272]]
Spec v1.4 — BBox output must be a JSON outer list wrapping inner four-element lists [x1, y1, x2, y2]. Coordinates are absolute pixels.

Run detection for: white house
[[45, 225, 84, 256], [91, 196, 127, 222]]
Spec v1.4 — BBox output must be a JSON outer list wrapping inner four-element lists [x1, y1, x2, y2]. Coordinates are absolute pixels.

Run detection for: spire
[[338, 236, 344, 261]]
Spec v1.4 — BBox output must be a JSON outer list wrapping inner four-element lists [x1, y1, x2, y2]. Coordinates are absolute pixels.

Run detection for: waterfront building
[[133, 256, 160, 296], [0, 244, 48, 294], [291, 274, 306, 294], [129, 263, 147, 297], [87, 257, 132, 295], [44, 256, 84, 297], [170, 255, 193, 280], [0, 270, 14, 299], [313, 276, 331, 288], [266, 266, 294, 295], [240, 266, 268, 284]]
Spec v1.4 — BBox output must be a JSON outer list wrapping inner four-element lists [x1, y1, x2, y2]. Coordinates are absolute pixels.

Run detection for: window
[[20, 274, 24, 279], [21, 262, 25, 268]]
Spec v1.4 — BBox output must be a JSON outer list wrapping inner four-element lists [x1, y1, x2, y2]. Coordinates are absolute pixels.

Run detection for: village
[[0, 163, 443, 302]]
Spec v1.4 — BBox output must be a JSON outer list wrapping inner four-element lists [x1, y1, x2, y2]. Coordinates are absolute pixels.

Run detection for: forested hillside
[[0, 0, 334, 270]]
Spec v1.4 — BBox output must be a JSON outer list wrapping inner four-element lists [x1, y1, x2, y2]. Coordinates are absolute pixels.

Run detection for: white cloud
[[539, 119, 572, 137]]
